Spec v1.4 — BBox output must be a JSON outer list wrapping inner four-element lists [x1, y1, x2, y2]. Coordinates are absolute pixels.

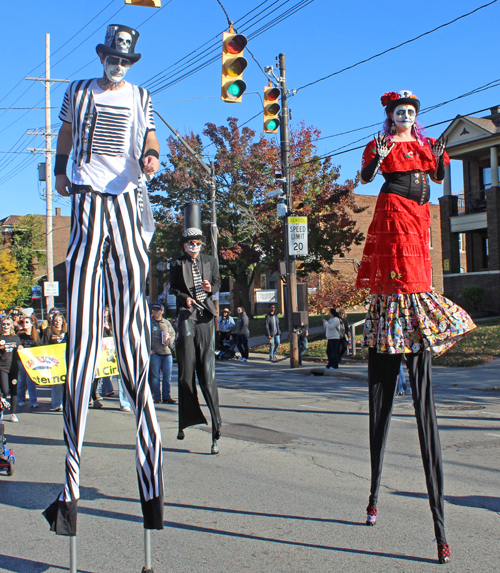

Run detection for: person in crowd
[[322, 309, 340, 370], [0, 317, 21, 422], [44, 24, 164, 536], [17, 314, 40, 408], [396, 359, 408, 396], [235, 306, 250, 362], [41, 312, 67, 412], [337, 309, 351, 363], [356, 90, 476, 564], [169, 202, 222, 455], [150, 302, 176, 404], [265, 304, 281, 362], [9, 308, 23, 333], [217, 308, 235, 351], [100, 305, 115, 397], [297, 323, 309, 366]]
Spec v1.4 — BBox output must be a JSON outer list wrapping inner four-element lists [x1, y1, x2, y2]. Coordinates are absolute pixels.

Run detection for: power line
[[296, 0, 499, 93], [145, 0, 315, 94]]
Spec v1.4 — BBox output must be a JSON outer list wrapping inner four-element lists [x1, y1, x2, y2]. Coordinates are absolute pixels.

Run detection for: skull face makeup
[[103, 56, 130, 83], [184, 240, 202, 256], [116, 31, 132, 53], [391, 104, 417, 130]]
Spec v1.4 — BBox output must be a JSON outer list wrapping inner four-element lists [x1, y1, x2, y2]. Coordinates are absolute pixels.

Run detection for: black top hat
[[182, 202, 207, 244], [96, 24, 141, 63], [381, 90, 420, 115]]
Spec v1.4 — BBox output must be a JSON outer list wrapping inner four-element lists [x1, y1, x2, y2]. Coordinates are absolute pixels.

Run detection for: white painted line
[[485, 433, 500, 438], [392, 418, 415, 424], [482, 412, 500, 416], [299, 405, 325, 410]]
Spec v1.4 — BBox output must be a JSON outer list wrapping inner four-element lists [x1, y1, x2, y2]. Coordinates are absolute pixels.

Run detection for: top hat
[[381, 90, 420, 115], [96, 24, 141, 63], [182, 202, 206, 244]]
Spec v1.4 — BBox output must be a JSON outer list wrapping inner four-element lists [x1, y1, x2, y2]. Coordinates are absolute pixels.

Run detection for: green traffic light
[[228, 83, 242, 97], [267, 119, 278, 131]]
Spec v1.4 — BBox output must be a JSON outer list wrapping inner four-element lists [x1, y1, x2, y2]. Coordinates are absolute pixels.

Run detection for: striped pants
[[43, 191, 164, 535]]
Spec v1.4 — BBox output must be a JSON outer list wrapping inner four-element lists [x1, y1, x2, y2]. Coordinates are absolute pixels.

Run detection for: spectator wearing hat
[[44, 23, 164, 536], [169, 202, 222, 454], [150, 302, 176, 404], [217, 308, 235, 351]]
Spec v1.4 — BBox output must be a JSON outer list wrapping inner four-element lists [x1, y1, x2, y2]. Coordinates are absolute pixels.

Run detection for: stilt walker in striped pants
[[43, 25, 164, 538]]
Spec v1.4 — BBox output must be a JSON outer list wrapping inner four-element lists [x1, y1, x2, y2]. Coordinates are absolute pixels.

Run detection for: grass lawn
[[256, 317, 500, 368]]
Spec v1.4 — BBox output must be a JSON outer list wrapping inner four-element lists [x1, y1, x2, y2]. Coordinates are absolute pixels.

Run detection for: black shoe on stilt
[[437, 543, 450, 564], [177, 430, 185, 440], [366, 504, 377, 526]]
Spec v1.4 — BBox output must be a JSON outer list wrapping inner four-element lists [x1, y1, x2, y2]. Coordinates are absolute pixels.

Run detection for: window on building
[[429, 227, 433, 249], [458, 233, 465, 252], [482, 166, 500, 189]]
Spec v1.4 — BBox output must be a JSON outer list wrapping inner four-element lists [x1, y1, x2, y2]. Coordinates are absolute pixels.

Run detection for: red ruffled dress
[[356, 138, 475, 356]]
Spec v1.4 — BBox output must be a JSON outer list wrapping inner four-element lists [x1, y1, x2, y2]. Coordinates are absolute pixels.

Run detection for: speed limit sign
[[288, 216, 308, 256]]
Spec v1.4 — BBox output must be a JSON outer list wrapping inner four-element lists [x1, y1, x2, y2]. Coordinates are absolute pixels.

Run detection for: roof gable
[[443, 116, 493, 147]]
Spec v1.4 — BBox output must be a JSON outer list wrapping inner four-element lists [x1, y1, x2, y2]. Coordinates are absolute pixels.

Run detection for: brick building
[[439, 106, 500, 313], [0, 208, 71, 309]]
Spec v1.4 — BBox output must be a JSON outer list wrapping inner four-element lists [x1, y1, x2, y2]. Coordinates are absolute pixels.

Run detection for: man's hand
[[186, 297, 194, 308], [56, 174, 72, 197], [202, 279, 211, 293], [142, 155, 159, 175]]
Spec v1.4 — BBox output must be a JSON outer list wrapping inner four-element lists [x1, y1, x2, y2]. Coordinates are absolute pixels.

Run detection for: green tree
[[10, 214, 46, 306], [148, 118, 365, 312]]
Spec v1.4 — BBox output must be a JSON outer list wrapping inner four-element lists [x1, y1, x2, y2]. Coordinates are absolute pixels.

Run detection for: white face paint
[[103, 56, 130, 84], [184, 241, 202, 256], [391, 104, 417, 130]]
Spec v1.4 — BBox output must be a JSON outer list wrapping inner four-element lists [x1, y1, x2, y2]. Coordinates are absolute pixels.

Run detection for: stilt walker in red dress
[[356, 90, 476, 565]]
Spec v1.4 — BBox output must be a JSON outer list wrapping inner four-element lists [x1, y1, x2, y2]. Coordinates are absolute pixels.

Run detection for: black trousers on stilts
[[177, 313, 221, 440], [367, 348, 446, 544]]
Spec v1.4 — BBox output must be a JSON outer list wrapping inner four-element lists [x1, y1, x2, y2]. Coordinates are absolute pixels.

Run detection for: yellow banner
[[18, 337, 118, 386]]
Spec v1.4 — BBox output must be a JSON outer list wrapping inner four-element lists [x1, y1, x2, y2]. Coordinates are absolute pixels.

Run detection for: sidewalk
[[240, 348, 500, 392]]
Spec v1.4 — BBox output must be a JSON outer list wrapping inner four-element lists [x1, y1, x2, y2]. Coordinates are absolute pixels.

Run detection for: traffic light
[[125, 0, 161, 6], [221, 30, 247, 103], [292, 199, 305, 211], [264, 85, 281, 133], [295, 260, 305, 271]]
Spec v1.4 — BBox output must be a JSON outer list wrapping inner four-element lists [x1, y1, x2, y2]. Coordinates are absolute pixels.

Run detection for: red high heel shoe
[[437, 543, 450, 564], [366, 505, 377, 526]]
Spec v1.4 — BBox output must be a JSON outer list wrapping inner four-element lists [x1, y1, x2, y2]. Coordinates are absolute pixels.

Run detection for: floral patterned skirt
[[362, 292, 476, 357]]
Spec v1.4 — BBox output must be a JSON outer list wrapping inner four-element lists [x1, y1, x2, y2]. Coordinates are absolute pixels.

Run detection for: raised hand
[[431, 135, 448, 158], [375, 132, 395, 159]]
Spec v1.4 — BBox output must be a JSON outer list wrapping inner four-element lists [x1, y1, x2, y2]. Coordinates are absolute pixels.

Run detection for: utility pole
[[278, 53, 299, 368], [26, 33, 69, 312]]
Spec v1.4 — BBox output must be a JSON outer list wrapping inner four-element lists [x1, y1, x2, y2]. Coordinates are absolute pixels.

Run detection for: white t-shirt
[[60, 80, 155, 195]]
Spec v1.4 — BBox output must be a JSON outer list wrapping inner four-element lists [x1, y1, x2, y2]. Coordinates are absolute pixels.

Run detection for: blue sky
[[1, 0, 499, 219]]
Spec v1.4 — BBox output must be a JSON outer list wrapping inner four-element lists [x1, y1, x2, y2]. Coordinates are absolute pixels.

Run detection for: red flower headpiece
[[380, 92, 400, 107]]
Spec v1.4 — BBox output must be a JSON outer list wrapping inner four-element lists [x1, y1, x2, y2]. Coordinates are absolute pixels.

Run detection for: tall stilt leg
[[142, 529, 154, 573], [69, 536, 77, 573]]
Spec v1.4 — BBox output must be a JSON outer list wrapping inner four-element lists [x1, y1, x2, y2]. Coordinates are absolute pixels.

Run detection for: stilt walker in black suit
[[169, 202, 222, 454]]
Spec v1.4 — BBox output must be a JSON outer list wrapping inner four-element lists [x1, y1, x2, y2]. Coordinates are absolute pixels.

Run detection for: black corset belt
[[380, 171, 430, 205]]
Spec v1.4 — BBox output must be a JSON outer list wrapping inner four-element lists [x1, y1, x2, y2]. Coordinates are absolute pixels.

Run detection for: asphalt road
[[1, 356, 499, 573]]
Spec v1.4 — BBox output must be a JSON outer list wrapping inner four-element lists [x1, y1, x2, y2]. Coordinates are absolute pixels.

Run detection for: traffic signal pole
[[278, 53, 299, 368]]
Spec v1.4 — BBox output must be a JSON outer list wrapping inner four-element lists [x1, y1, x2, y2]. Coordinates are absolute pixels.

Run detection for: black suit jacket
[[169, 253, 221, 317]]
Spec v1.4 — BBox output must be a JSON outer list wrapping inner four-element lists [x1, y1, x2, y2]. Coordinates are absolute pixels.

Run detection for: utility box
[[38, 162, 46, 181]]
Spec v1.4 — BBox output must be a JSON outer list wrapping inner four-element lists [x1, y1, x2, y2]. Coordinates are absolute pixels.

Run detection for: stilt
[[69, 536, 77, 573], [141, 529, 154, 573]]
